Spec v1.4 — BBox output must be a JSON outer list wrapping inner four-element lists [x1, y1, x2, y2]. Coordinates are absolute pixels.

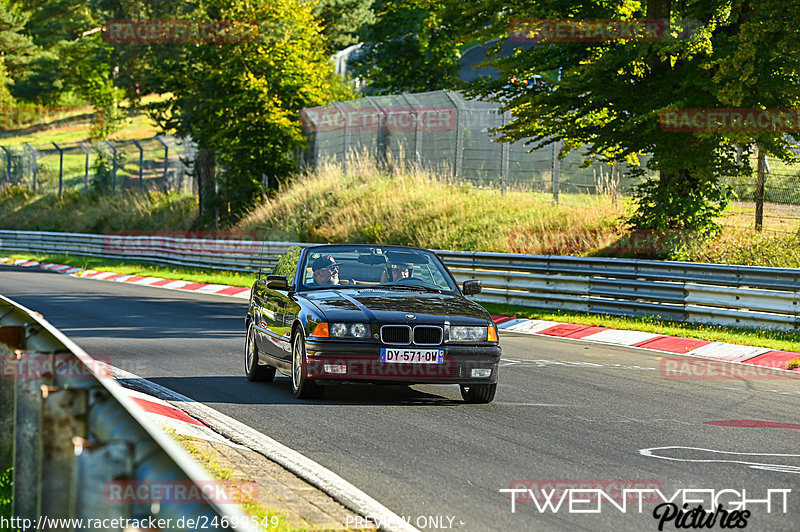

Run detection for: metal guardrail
[[0, 294, 258, 531], [1, 230, 798, 331]]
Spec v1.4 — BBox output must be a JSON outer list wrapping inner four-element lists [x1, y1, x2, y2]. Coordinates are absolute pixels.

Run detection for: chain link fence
[[300, 89, 800, 233], [299, 89, 650, 197], [0, 135, 197, 196]]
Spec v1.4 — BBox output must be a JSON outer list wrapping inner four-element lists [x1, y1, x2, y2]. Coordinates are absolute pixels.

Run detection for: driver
[[310, 255, 340, 286], [388, 262, 412, 282]]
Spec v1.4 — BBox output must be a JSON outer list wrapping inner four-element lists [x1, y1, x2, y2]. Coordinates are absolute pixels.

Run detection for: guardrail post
[[78, 142, 90, 193], [13, 352, 45, 521], [104, 141, 118, 194], [41, 387, 88, 517], [52, 142, 65, 197], [0, 328, 24, 469], [24, 143, 38, 192]]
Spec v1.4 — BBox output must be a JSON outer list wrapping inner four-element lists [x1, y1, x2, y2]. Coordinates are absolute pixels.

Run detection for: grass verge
[[167, 433, 301, 532], [4, 252, 797, 354], [0, 467, 11, 522]]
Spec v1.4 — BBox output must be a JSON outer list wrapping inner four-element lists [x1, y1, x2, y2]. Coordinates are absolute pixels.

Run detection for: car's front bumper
[[304, 340, 501, 384]]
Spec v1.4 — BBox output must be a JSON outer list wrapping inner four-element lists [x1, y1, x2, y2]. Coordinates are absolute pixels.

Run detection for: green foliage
[[354, 0, 463, 93], [313, 0, 375, 52], [450, 0, 800, 236], [146, 0, 354, 224], [0, 467, 11, 521], [90, 148, 114, 195], [0, 0, 39, 86]]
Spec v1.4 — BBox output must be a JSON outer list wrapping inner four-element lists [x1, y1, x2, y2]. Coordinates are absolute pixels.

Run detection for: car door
[[260, 246, 302, 363]]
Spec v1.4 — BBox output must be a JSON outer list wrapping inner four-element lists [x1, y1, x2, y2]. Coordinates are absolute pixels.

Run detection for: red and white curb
[[111, 366, 418, 532], [0, 257, 251, 299], [119, 383, 246, 449], [493, 317, 800, 373]]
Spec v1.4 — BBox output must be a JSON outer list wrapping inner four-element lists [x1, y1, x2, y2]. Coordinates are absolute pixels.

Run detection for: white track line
[[111, 366, 418, 532]]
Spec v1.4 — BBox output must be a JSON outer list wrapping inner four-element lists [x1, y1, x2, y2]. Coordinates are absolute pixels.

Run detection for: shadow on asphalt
[[139, 375, 466, 406]]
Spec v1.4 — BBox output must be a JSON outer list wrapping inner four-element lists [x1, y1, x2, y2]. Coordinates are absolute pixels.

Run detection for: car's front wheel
[[460, 383, 496, 404], [245, 323, 276, 382], [291, 329, 323, 399]]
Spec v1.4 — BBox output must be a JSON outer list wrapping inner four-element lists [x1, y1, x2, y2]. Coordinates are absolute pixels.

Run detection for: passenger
[[388, 263, 412, 282], [310, 255, 340, 286]]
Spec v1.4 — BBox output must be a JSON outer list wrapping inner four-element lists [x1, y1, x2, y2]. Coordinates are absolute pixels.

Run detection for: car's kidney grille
[[413, 326, 443, 346], [381, 325, 411, 344]]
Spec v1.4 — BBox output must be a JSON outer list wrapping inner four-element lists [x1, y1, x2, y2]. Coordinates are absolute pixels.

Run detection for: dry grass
[[236, 156, 627, 253]]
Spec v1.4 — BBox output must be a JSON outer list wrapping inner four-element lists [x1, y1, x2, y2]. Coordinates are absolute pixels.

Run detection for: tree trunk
[[195, 147, 217, 224], [755, 145, 765, 231]]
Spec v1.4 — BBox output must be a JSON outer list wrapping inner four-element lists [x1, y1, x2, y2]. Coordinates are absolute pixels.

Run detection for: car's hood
[[302, 288, 491, 324]]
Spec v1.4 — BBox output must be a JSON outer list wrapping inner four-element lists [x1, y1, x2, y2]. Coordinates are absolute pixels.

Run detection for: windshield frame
[[296, 245, 460, 294]]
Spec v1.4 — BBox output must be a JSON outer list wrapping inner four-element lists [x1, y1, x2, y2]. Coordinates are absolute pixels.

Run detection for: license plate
[[380, 348, 444, 364]]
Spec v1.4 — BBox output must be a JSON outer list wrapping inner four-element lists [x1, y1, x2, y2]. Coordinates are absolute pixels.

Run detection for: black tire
[[291, 329, 323, 399], [245, 322, 276, 382], [460, 383, 497, 404]]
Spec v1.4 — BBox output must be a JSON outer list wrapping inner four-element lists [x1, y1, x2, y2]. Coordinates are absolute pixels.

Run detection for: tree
[[450, 0, 800, 239], [313, 0, 375, 52], [145, 0, 353, 224], [0, 0, 38, 91], [354, 0, 462, 94]]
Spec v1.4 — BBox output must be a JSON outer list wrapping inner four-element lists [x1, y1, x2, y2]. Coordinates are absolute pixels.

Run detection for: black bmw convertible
[[245, 244, 501, 403]]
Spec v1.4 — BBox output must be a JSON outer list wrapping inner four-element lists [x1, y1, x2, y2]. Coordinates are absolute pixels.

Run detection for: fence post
[[132, 139, 144, 191], [78, 142, 90, 193], [52, 142, 64, 197], [552, 139, 562, 205], [755, 144, 766, 231], [1, 146, 10, 184], [501, 111, 511, 195], [401, 93, 422, 167], [332, 102, 350, 174], [443, 90, 464, 179], [24, 143, 38, 192], [364, 96, 387, 169], [156, 136, 169, 193], [104, 141, 117, 193]]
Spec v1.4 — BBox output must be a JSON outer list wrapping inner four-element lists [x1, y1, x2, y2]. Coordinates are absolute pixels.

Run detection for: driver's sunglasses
[[327, 265, 339, 272]]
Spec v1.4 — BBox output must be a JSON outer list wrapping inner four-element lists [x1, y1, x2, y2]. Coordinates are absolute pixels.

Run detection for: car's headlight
[[330, 323, 348, 337], [450, 326, 488, 341], [329, 323, 370, 338], [349, 323, 368, 338]]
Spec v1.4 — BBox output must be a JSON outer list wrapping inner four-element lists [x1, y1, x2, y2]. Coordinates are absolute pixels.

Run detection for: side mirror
[[462, 279, 482, 295], [266, 275, 289, 290]]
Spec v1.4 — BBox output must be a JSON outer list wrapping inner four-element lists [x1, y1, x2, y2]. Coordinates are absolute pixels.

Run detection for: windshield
[[298, 245, 459, 293]]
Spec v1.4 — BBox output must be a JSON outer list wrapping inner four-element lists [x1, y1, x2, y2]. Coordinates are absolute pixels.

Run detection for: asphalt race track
[[2, 266, 799, 531]]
